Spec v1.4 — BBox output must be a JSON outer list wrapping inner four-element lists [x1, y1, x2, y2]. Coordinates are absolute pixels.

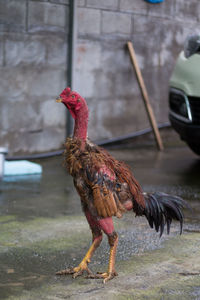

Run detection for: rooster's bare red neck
[[73, 104, 88, 144]]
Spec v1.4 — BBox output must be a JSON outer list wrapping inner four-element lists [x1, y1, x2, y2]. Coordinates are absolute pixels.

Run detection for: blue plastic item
[[145, 0, 164, 3], [4, 160, 42, 176]]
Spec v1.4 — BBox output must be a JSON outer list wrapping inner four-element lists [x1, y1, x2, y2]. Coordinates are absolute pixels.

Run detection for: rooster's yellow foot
[[56, 263, 93, 278], [87, 270, 118, 283]]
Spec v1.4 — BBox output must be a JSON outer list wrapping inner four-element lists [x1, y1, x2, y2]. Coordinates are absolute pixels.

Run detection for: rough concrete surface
[[0, 145, 200, 299]]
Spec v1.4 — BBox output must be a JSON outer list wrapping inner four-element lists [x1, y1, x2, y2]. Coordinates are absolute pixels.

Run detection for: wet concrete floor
[[0, 145, 200, 299]]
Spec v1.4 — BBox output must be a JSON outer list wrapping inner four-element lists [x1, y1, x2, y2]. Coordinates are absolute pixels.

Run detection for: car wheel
[[187, 142, 200, 155]]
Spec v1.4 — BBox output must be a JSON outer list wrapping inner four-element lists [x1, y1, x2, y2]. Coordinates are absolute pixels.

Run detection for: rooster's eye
[[71, 95, 75, 98]]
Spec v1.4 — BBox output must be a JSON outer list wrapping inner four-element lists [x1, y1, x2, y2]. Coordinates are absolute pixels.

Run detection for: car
[[169, 35, 200, 155]]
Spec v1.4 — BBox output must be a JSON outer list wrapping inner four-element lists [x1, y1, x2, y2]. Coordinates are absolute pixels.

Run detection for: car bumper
[[169, 114, 200, 143]]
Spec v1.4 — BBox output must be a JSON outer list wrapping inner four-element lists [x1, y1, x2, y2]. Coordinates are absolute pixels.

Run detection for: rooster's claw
[[86, 271, 118, 283], [56, 268, 75, 275], [56, 265, 93, 278]]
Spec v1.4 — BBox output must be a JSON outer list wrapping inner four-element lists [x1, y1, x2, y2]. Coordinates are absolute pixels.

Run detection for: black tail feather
[[143, 192, 188, 237]]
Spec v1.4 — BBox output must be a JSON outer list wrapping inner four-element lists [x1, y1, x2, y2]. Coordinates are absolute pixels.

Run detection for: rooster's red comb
[[65, 87, 71, 95], [59, 87, 71, 98]]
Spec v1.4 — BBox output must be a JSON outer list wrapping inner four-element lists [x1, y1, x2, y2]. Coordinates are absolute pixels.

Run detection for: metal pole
[[67, 0, 77, 137]]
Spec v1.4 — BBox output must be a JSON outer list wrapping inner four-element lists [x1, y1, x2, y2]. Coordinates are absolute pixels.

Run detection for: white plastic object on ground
[[4, 160, 42, 176]]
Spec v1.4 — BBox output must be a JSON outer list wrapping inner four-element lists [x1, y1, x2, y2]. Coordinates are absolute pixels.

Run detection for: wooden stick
[[127, 41, 164, 151]]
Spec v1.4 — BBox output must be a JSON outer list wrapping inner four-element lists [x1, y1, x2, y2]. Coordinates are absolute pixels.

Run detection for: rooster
[[56, 87, 187, 283]]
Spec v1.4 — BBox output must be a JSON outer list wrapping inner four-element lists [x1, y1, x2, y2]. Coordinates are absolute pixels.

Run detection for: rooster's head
[[56, 87, 87, 119]]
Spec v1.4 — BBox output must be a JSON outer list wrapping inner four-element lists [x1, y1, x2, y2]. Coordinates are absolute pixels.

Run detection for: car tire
[[187, 142, 200, 155]]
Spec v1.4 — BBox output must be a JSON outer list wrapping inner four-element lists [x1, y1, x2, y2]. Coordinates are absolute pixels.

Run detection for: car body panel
[[170, 51, 200, 97], [169, 50, 200, 155]]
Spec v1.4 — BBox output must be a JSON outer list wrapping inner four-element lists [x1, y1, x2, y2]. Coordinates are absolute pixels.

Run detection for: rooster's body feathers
[[65, 138, 145, 219]]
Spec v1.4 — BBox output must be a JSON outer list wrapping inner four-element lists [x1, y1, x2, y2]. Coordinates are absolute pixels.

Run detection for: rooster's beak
[[56, 97, 62, 103]]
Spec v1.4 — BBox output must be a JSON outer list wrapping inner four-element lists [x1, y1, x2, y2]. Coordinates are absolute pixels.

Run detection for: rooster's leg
[[97, 231, 118, 283], [56, 211, 103, 278], [87, 217, 119, 283], [56, 235, 102, 278]]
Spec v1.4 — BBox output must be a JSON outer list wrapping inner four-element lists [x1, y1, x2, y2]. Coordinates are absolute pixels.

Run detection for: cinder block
[[86, 0, 118, 10], [175, 0, 199, 22], [133, 15, 161, 35], [120, 0, 148, 14], [159, 23, 177, 68], [102, 11, 132, 35], [173, 22, 197, 49], [5, 34, 46, 66], [78, 0, 86, 6], [143, 67, 169, 122], [131, 33, 161, 70], [27, 68, 66, 97], [0, 66, 28, 100], [0, 65, 66, 100], [25, 127, 66, 153], [75, 40, 101, 98], [133, 16, 191, 70], [28, 1, 67, 32], [1, 100, 42, 132], [0, 0, 26, 32], [78, 8, 101, 35], [76, 40, 101, 71], [4, 127, 66, 154], [133, 15, 162, 54], [91, 41, 141, 98], [147, 0, 176, 18], [87, 97, 149, 141], [46, 37, 67, 66], [40, 99, 66, 127]]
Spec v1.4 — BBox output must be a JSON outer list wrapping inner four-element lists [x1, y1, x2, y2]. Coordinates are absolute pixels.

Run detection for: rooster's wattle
[[56, 87, 187, 283]]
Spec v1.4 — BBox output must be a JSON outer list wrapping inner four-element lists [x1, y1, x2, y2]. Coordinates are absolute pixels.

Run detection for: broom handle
[[127, 41, 164, 151]]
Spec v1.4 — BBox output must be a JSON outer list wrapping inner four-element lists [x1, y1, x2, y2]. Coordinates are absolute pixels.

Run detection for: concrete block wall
[[0, 0, 200, 154], [0, 0, 69, 154], [75, 0, 200, 141]]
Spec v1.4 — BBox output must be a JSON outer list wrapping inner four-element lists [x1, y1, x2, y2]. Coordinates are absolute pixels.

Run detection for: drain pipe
[[6, 123, 171, 161], [0, 147, 8, 179], [66, 0, 77, 137]]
